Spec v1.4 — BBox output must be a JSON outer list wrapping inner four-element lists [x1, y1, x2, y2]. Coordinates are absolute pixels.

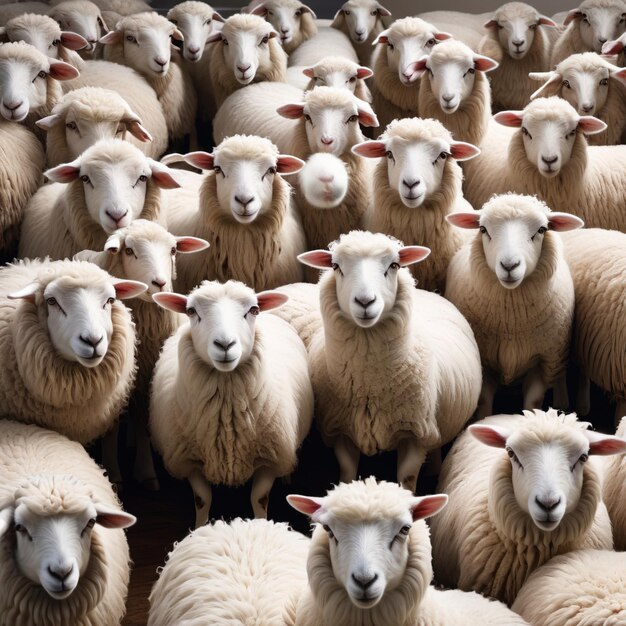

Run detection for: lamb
[[99, 12, 196, 144], [445, 194, 582, 416], [162, 135, 306, 293], [75, 219, 208, 490], [530, 53, 626, 145], [330, 0, 391, 65], [602, 418, 626, 550], [287, 477, 529, 626], [369, 17, 451, 134], [147, 518, 310, 626], [512, 549, 626, 625], [37, 87, 159, 166], [551, 0, 626, 66], [430, 408, 625, 605], [478, 2, 558, 111], [48, 0, 108, 57], [289, 230, 481, 490], [0, 420, 136, 626], [150, 280, 314, 525], [352, 117, 480, 292], [19, 138, 181, 261]]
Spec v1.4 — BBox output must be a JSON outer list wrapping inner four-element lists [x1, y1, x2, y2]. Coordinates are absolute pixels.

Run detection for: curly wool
[[0, 260, 137, 444], [0, 421, 131, 626], [148, 518, 310, 626], [431, 410, 613, 606]]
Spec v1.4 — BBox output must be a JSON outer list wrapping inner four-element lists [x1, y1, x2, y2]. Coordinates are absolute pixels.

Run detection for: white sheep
[[512, 549, 626, 625], [286, 26, 358, 67], [288, 230, 481, 490], [478, 2, 558, 111], [37, 87, 158, 166], [430, 408, 625, 605], [19, 138, 181, 261], [445, 194, 582, 416], [602, 417, 626, 550], [48, 0, 108, 57], [602, 29, 626, 63], [150, 280, 314, 525], [353, 117, 480, 292], [75, 219, 208, 490], [369, 17, 451, 134], [530, 52, 626, 145], [287, 477, 529, 626], [148, 518, 310, 626], [551, 0, 626, 66], [167, 1, 222, 63], [298, 153, 349, 210], [330, 0, 391, 65], [0, 420, 136, 626], [99, 12, 196, 144], [418, 10, 496, 48]]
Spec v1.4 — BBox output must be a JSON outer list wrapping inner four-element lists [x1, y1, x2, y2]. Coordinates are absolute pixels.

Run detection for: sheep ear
[[578, 115, 607, 135], [175, 236, 210, 253], [125, 120, 153, 143], [483, 18, 498, 29], [250, 3, 267, 16], [298, 250, 333, 269], [563, 9, 583, 25], [529, 72, 562, 99], [95, 506, 136, 529], [302, 67, 315, 78], [277, 155, 305, 174], [410, 494, 448, 521], [584, 430, 626, 456], [276, 103, 305, 119], [435, 31, 452, 41], [97, 15, 109, 34], [161, 151, 215, 170], [205, 31, 223, 45], [212, 11, 224, 22], [450, 141, 480, 161], [446, 212, 481, 229], [538, 15, 557, 27], [494, 110, 524, 127], [45, 159, 82, 183], [153, 292, 188, 313], [36, 113, 61, 131], [356, 65, 373, 79], [547, 212, 584, 231], [104, 234, 123, 253], [406, 57, 428, 79], [99, 29, 122, 44], [375, 5, 391, 17], [48, 60, 79, 80], [60, 31, 89, 50], [352, 140, 387, 158], [286, 494, 325, 519], [468, 423, 512, 448], [372, 28, 390, 45], [257, 290, 289, 311], [398, 246, 430, 266], [111, 279, 148, 300], [356, 99, 378, 127], [610, 66, 626, 86], [0, 508, 13, 538], [602, 38, 624, 55], [300, 4, 317, 18], [7, 282, 39, 303], [473, 54, 498, 72], [172, 28, 184, 41], [148, 159, 182, 189]]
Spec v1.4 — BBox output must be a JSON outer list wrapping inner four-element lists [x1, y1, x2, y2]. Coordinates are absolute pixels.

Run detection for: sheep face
[[565, 1, 626, 52], [251, 0, 315, 48], [299, 153, 349, 209], [333, 0, 390, 44], [167, 5, 222, 62], [51, 3, 107, 52], [303, 58, 373, 94]]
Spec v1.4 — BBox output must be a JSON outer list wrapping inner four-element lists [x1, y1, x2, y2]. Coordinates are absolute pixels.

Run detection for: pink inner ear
[[176, 236, 209, 253], [257, 291, 289, 311], [483, 18, 498, 28], [356, 66, 374, 79], [352, 141, 387, 158], [372, 33, 388, 45], [297, 250, 333, 269], [276, 103, 305, 119], [36, 114, 60, 131], [578, 115, 607, 135], [250, 4, 268, 16], [376, 6, 392, 17], [153, 292, 188, 313], [96, 510, 136, 529], [563, 9, 583, 25], [450, 142, 481, 161], [474, 55, 498, 72], [611, 68, 626, 83], [205, 31, 223, 45], [286, 495, 324, 516], [548, 212, 584, 231], [494, 110, 524, 127], [587, 433, 626, 456], [212, 12, 224, 22], [48, 61, 80, 81], [538, 16, 558, 27], [277, 155, 305, 174], [302, 67, 315, 78], [113, 280, 147, 300], [127, 121, 153, 143], [435, 31, 452, 40], [357, 107, 379, 128], [181, 151, 215, 170], [446, 212, 481, 229], [45, 163, 80, 183], [468, 424, 509, 448], [60, 31, 88, 50], [398, 245, 430, 266], [411, 494, 448, 521], [99, 30, 122, 44], [603, 39, 624, 55], [150, 168, 181, 189]]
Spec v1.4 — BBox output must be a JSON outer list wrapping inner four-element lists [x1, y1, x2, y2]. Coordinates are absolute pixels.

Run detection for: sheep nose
[[106, 209, 129, 225], [535, 495, 561, 512], [354, 295, 376, 309], [234, 195, 254, 207], [541, 155, 558, 165], [155, 57, 167, 66], [321, 136, 334, 145], [500, 260, 521, 272], [355, 29, 365, 36], [214, 338, 236, 352], [79, 334, 104, 348], [512, 39, 524, 47], [151, 279, 166, 289], [442, 93, 455, 103], [4, 99, 23, 111], [581, 103, 594, 113], [598, 36, 607, 44], [188, 46, 200, 54], [281, 26, 289, 33], [319, 174, 334, 183], [237, 64, 251, 74], [402, 178, 420, 190], [48, 564, 73, 582], [351, 572, 378, 590]]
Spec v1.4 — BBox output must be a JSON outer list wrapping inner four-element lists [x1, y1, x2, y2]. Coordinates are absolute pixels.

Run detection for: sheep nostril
[[79, 334, 103, 348], [188, 46, 200, 54], [351, 572, 378, 590], [106, 210, 128, 225], [151, 279, 166, 289], [354, 295, 376, 309], [535, 495, 561, 512], [213, 339, 236, 351], [402, 178, 420, 190], [541, 155, 558, 165], [500, 260, 521, 272], [48, 564, 73, 582], [237, 64, 251, 73]]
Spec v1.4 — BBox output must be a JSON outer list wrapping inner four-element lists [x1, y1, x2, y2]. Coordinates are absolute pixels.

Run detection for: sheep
[[99, 12, 196, 144], [445, 194, 582, 417], [286, 27, 358, 68], [551, 0, 626, 66], [529, 52, 626, 145], [37, 87, 159, 167], [148, 518, 310, 626], [287, 477, 529, 626], [88, 0, 153, 18], [352, 117, 480, 292], [602, 30, 626, 63], [330, 0, 391, 65], [19, 138, 181, 261], [369, 17, 451, 134], [478, 2, 558, 111], [512, 549, 626, 625], [0, 420, 136, 626], [462, 97, 626, 231], [150, 280, 314, 526], [48, 0, 108, 57], [419, 11, 496, 50], [298, 153, 349, 211], [601, 418, 626, 550], [430, 408, 626, 605], [162, 135, 306, 293], [167, 1, 222, 63], [409, 38, 498, 148], [289, 230, 481, 490], [75, 219, 209, 490]]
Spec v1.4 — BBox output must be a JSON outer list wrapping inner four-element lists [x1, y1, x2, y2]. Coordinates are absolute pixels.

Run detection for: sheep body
[[602, 418, 626, 549], [288, 27, 358, 66]]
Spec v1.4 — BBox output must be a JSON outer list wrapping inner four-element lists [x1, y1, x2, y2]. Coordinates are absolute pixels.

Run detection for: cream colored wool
[[445, 195, 574, 388], [148, 518, 310, 626], [431, 410, 613, 606], [0, 420, 131, 626], [149, 280, 313, 486], [288, 27, 358, 67], [19, 140, 163, 261], [300, 56, 372, 102], [89, 0, 152, 15], [0, 260, 136, 444], [48, 0, 107, 60], [512, 549, 626, 625], [367, 118, 473, 292], [254, 0, 318, 55], [602, 417, 626, 549], [273, 282, 320, 350]]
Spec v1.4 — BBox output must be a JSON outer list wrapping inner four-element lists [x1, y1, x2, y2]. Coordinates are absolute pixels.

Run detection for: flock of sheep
[[1, 0, 626, 623]]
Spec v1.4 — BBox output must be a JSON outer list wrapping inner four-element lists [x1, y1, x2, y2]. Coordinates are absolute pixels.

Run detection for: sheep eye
[[582, 14, 589, 23], [37, 70, 47, 80], [346, 114, 358, 123], [399, 524, 411, 536], [248, 305, 260, 316], [66, 121, 77, 130], [349, 76, 357, 83], [562, 79, 570, 88], [426, 37, 436, 46], [496, 22, 503, 29], [214, 165, 222, 174], [106, 297, 115, 305], [521, 126, 531, 139], [186, 307, 196, 317], [46, 297, 57, 306], [322, 524, 336, 541], [529, 23, 537, 30], [125, 247, 134, 256], [138, 174, 148, 183], [386, 150, 394, 160], [52, 39, 60, 46], [389, 261, 400, 271], [14, 524, 31, 540], [126, 35, 137, 43], [479, 225, 488, 234], [387, 42, 394, 51], [85, 518, 96, 530], [506, 446, 523, 468], [170, 19, 178, 24], [440, 151, 448, 160], [171, 246, 176, 255], [600, 78, 608, 86], [467, 67, 475, 74], [537, 226, 547, 235], [568, 129, 576, 137], [266, 166, 277, 175], [295, 9, 302, 16], [371, 9, 377, 15], [579, 453, 588, 464], [222, 37, 229, 45], [344, 9, 351, 15], [304, 113, 312, 122], [204, 18, 211, 25], [116, 125, 124, 134], [331, 262, 339, 271], [80, 174, 90, 183], [260, 35, 269, 45]]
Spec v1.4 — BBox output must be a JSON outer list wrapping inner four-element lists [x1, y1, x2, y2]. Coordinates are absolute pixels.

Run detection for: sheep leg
[[522, 366, 547, 410], [397, 440, 426, 493], [132, 418, 159, 492], [251, 467, 278, 519], [334, 435, 359, 484], [188, 470, 212, 528], [552, 371, 569, 411], [101, 423, 122, 491], [576, 369, 591, 416], [477, 372, 498, 418], [615, 399, 626, 428]]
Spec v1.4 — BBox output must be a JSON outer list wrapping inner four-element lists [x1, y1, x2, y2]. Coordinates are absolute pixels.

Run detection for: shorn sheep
[[445, 194, 583, 417], [164, 134, 306, 293], [353, 117, 480, 292], [430, 409, 626, 605], [19, 138, 181, 261], [478, 2, 558, 111], [287, 478, 529, 626], [603, 417, 626, 549], [0, 421, 136, 626], [288, 230, 481, 490], [148, 518, 310, 626], [150, 280, 314, 525]]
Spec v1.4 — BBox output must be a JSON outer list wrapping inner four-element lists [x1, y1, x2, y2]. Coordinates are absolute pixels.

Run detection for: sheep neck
[[372, 47, 419, 113]]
